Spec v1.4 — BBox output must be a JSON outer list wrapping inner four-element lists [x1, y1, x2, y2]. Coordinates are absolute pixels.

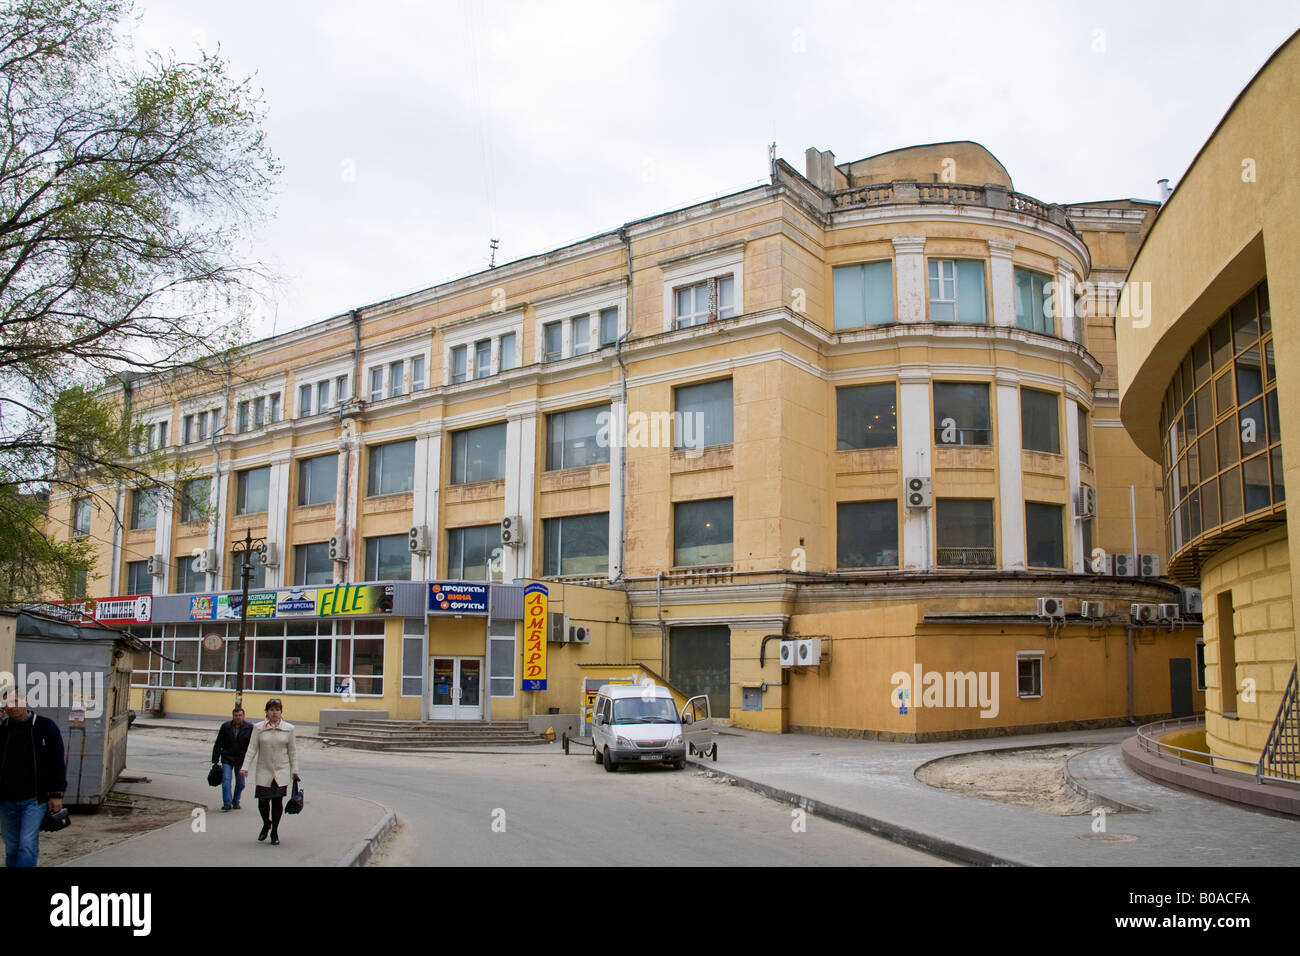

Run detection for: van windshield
[[611, 698, 679, 724]]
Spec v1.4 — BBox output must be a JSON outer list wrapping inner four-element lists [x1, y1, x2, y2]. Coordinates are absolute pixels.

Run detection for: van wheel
[[603, 750, 619, 772], [594, 745, 603, 764], [673, 758, 686, 770]]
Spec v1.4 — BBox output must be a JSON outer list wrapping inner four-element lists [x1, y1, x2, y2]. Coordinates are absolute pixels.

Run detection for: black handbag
[[285, 779, 304, 815], [207, 763, 222, 787]]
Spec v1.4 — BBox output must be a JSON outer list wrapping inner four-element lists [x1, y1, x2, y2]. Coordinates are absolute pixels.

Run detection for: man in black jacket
[[0, 692, 67, 867], [212, 707, 253, 810]]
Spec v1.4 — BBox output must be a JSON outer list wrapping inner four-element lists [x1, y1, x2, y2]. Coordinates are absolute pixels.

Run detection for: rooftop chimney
[[1157, 178, 1173, 202], [805, 147, 837, 192]]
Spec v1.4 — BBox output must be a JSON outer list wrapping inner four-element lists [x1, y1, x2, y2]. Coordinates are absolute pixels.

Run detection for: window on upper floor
[[72, 497, 92, 537], [298, 453, 338, 507], [599, 307, 619, 347], [833, 262, 894, 329], [935, 499, 995, 567], [543, 321, 563, 362], [133, 420, 168, 454], [175, 555, 206, 593], [928, 259, 986, 324], [542, 512, 609, 577], [474, 340, 491, 379], [933, 382, 991, 447], [837, 383, 897, 449], [367, 440, 415, 496], [449, 423, 507, 484], [369, 366, 384, 402], [294, 542, 333, 586], [674, 275, 735, 329], [129, 487, 158, 531], [675, 379, 733, 450], [1026, 501, 1065, 568], [674, 498, 733, 567], [126, 560, 152, 596], [447, 525, 503, 581], [364, 534, 411, 581], [1021, 388, 1061, 454], [546, 405, 611, 471], [500, 332, 518, 370], [450, 345, 468, 384], [1017, 654, 1043, 698], [229, 549, 266, 590], [410, 357, 425, 392], [1014, 268, 1055, 334], [388, 360, 404, 398], [180, 478, 210, 524], [235, 392, 280, 433], [571, 315, 591, 356], [235, 467, 270, 515], [182, 409, 219, 444], [837, 500, 899, 569], [1078, 407, 1090, 466]]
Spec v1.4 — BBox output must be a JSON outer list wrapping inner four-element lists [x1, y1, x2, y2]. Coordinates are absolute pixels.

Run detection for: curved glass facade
[[1160, 281, 1281, 559]]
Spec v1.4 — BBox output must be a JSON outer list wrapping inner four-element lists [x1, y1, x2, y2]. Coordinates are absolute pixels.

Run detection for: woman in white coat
[[239, 699, 300, 845]]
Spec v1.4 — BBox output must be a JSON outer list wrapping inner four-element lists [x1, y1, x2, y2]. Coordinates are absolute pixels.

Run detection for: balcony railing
[[664, 565, 734, 586], [935, 547, 996, 568], [830, 180, 1080, 239]]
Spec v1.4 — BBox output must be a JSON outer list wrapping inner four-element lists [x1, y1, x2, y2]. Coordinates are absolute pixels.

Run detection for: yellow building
[[51, 139, 1203, 739], [1118, 30, 1300, 775]]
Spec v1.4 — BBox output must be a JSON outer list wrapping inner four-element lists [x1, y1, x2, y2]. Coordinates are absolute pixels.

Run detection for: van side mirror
[[681, 712, 693, 725], [593, 712, 603, 725]]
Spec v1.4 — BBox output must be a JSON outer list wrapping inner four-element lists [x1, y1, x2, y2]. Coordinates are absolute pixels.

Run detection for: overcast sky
[[131, 0, 1299, 341]]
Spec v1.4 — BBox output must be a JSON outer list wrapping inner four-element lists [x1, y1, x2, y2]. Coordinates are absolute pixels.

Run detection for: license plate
[[639, 754, 664, 761]]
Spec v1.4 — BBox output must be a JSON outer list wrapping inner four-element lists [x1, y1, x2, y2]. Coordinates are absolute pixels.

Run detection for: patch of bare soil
[[914, 746, 1097, 815], [37, 793, 198, 866]]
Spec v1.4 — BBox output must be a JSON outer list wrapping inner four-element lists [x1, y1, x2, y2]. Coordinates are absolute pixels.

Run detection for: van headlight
[[616, 736, 636, 748], [670, 735, 683, 746]]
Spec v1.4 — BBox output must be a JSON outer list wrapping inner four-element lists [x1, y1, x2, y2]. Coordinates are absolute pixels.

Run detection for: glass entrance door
[[430, 657, 484, 720]]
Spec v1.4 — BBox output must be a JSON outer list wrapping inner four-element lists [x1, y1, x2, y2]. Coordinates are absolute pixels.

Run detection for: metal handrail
[[1133, 715, 1297, 786], [1258, 663, 1299, 782]]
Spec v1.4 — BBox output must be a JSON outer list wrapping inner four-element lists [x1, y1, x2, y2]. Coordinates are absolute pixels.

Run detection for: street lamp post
[[230, 528, 266, 710]]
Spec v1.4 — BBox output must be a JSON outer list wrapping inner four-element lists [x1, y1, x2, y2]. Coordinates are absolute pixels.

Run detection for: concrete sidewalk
[[686, 727, 1300, 867], [60, 768, 394, 867]]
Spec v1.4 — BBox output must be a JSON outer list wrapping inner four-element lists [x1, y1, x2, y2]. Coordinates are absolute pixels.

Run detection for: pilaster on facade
[[503, 414, 537, 581], [995, 373, 1026, 572], [265, 450, 293, 588], [337, 418, 361, 584], [987, 239, 1016, 328], [1064, 396, 1084, 572], [212, 465, 230, 592], [412, 430, 443, 580], [152, 492, 174, 595], [899, 368, 932, 570], [891, 236, 928, 323], [608, 397, 626, 582], [1056, 257, 1079, 342]]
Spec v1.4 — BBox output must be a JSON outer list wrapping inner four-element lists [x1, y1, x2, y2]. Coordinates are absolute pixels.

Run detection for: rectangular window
[[1014, 268, 1054, 334], [447, 525, 502, 581], [936, 499, 995, 567], [269, 393, 281, 423], [929, 259, 986, 323], [599, 307, 619, 346], [449, 423, 507, 484], [474, 340, 491, 379], [389, 360, 404, 398], [543, 321, 563, 362], [1195, 639, 1207, 692], [675, 379, 733, 449], [833, 261, 894, 329], [410, 356, 425, 391], [1026, 502, 1064, 568], [298, 383, 313, 417], [196, 410, 209, 441], [450, 346, 468, 384], [297, 454, 338, 507], [1218, 590, 1238, 715], [336, 374, 350, 403], [499, 332, 518, 370], [489, 620, 515, 697], [572, 315, 591, 356], [317, 379, 331, 412], [237, 401, 250, 433], [367, 440, 415, 496], [130, 488, 158, 530], [546, 406, 611, 470], [229, 550, 266, 590], [369, 366, 383, 402], [72, 497, 92, 536], [175, 555, 206, 593], [1017, 654, 1043, 698], [235, 467, 270, 515], [673, 498, 733, 567], [1078, 407, 1090, 466], [837, 501, 899, 568], [180, 478, 210, 524], [294, 542, 334, 586], [837, 383, 897, 449], [1021, 388, 1061, 454], [542, 513, 610, 576], [126, 561, 152, 596], [364, 534, 411, 581], [402, 619, 424, 697], [933, 382, 991, 446], [253, 396, 265, 428], [675, 275, 735, 329], [182, 414, 194, 444]]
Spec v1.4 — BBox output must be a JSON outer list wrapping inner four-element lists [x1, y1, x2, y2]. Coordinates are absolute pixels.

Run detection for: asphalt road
[[127, 732, 952, 866]]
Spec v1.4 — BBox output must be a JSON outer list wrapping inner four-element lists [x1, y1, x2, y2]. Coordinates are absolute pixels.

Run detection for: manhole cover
[[1077, 833, 1139, 842]]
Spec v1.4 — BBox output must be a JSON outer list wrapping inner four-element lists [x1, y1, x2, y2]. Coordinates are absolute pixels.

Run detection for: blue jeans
[[0, 798, 45, 867], [221, 761, 246, 808]]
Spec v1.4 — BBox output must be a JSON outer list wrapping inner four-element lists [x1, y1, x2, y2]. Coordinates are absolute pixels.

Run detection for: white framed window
[[534, 289, 625, 362], [298, 382, 314, 418], [488, 620, 515, 697], [369, 366, 384, 402], [410, 356, 425, 391], [542, 321, 562, 362], [598, 307, 619, 346], [499, 332, 518, 370], [182, 410, 216, 444], [571, 315, 591, 355], [1017, 652, 1044, 698], [928, 259, 986, 324], [133, 416, 169, 454], [294, 360, 351, 417], [445, 311, 525, 384], [402, 618, 425, 697], [660, 247, 744, 333], [388, 360, 404, 398], [474, 339, 492, 378], [233, 382, 284, 434], [72, 496, 92, 536], [450, 345, 468, 384]]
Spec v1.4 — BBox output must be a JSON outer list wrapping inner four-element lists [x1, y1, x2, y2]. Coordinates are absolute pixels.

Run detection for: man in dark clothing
[[0, 693, 67, 867], [212, 707, 253, 810]]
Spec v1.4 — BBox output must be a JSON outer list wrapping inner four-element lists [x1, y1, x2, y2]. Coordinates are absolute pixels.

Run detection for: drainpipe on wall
[[1126, 624, 1136, 725], [612, 226, 634, 585], [657, 570, 667, 675], [110, 375, 135, 595], [337, 308, 363, 584], [207, 365, 233, 591]]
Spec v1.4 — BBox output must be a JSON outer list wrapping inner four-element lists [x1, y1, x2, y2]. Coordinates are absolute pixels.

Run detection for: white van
[[591, 682, 713, 772]]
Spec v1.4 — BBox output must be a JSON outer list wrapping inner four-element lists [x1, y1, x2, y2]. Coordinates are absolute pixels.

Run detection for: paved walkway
[[685, 726, 1300, 866]]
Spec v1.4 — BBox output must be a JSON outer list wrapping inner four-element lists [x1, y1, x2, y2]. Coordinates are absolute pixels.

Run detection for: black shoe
[[221, 805, 231, 812], [270, 833, 280, 846], [231, 803, 241, 810], [258, 824, 270, 842]]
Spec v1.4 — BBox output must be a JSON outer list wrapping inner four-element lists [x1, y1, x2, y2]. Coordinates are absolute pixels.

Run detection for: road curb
[[687, 757, 1021, 867], [338, 804, 397, 867]]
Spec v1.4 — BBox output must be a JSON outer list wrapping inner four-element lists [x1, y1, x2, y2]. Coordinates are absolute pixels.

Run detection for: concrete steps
[[320, 719, 546, 750]]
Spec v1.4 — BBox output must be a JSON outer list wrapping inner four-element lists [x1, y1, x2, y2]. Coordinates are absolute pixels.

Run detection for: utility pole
[[230, 528, 266, 710]]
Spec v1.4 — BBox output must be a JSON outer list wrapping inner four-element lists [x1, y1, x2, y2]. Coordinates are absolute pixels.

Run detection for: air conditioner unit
[[1158, 603, 1181, 621], [147, 553, 165, 577], [548, 612, 569, 644], [1110, 553, 1135, 577], [193, 548, 218, 573], [795, 638, 823, 666], [1139, 553, 1161, 577], [1131, 603, 1158, 623], [1080, 600, 1105, 619], [1075, 486, 1097, 518], [257, 542, 279, 568], [1037, 597, 1065, 619], [569, 625, 591, 644], [905, 476, 932, 509], [328, 535, 348, 561], [501, 514, 526, 548], [1181, 587, 1203, 616], [779, 640, 797, 667], [408, 525, 429, 554]]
